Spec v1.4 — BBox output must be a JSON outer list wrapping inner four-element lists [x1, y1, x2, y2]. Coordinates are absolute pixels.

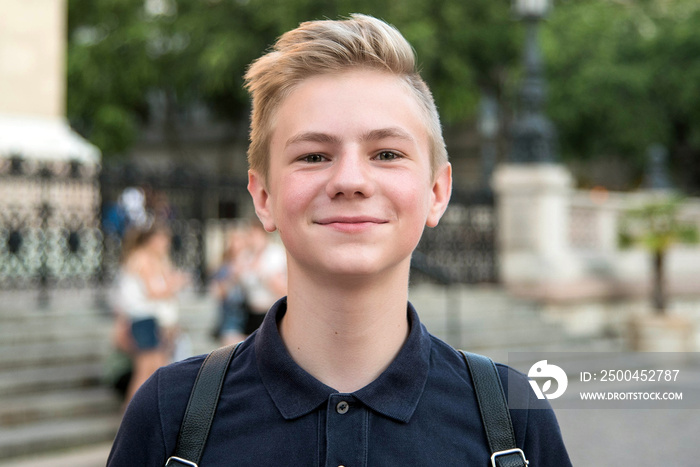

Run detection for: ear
[[247, 170, 277, 232], [426, 163, 452, 228]]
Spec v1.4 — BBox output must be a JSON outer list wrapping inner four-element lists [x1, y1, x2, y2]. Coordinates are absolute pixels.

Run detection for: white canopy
[[0, 113, 100, 164]]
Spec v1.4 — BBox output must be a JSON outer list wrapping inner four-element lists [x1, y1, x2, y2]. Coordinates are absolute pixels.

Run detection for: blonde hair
[[244, 14, 448, 182]]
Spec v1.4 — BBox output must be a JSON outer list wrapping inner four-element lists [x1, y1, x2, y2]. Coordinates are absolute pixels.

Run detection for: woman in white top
[[114, 222, 189, 406], [238, 222, 287, 334]]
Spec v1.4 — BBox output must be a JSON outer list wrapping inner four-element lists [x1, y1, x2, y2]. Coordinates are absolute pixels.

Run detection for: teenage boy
[[108, 14, 572, 466]]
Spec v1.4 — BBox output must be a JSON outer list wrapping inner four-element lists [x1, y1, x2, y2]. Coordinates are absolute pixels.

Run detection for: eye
[[301, 154, 327, 163], [375, 151, 402, 161]]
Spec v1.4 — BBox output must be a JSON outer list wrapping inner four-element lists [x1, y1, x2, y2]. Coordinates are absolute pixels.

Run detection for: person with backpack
[[108, 14, 571, 466]]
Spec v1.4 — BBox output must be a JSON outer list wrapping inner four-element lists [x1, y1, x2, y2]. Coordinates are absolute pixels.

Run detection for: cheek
[[391, 176, 432, 220], [271, 175, 314, 227]]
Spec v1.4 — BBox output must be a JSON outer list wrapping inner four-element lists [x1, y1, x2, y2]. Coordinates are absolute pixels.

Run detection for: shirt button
[[336, 401, 349, 414]]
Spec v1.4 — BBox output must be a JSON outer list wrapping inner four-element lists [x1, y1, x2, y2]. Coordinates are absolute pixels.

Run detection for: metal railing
[[0, 160, 498, 305]]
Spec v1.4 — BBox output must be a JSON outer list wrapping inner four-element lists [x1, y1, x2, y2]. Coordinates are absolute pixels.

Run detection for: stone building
[[0, 0, 101, 290]]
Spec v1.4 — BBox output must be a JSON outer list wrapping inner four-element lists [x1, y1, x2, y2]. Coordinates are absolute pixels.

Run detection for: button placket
[[325, 395, 367, 467]]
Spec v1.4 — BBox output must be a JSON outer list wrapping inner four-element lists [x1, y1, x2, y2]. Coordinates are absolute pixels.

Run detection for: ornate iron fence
[[0, 160, 497, 303], [413, 188, 497, 284], [0, 157, 102, 303], [98, 163, 250, 288]]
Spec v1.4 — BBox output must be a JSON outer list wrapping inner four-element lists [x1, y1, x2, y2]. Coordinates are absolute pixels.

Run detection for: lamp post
[[494, 0, 580, 291], [478, 93, 499, 189], [509, 0, 556, 163], [644, 144, 672, 190]]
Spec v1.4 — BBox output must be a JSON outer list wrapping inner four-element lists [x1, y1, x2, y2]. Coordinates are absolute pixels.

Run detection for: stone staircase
[[0, 285, 625, 464], [0, 290, 219, 464]]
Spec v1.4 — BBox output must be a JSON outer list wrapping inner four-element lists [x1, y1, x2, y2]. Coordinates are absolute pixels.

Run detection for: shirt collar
[[255, 298, 432, 423]]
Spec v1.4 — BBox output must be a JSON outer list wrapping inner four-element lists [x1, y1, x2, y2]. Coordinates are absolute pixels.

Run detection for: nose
[[326, 151, 374, 199]]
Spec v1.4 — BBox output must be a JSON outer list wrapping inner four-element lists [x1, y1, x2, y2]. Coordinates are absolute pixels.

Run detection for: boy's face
[[249, 69, 451, 280]]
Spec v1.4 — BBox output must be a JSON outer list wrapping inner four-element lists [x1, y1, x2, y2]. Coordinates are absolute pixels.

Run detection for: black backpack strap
[[460, 351, 529, 467], [165, 342, 242, 467]]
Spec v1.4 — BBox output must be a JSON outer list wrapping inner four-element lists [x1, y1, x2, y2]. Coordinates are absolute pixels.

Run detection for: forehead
[[269, 70, 431, 152]]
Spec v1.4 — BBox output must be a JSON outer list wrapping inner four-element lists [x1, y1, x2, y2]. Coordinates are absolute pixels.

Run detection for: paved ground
[[558, 408, 700, 465], [0, 443, 111, 467]]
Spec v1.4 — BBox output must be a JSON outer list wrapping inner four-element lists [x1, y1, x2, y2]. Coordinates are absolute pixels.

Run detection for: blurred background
[[0, 0, 699, 465]]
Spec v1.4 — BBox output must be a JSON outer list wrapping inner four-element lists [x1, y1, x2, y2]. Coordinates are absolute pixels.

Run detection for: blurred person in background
[[102, 186, 149, 239], [146, 187, 177, 222], [113, 221, 189, 407], [238, 219, 287, 335], [210, 225, 250, 346]]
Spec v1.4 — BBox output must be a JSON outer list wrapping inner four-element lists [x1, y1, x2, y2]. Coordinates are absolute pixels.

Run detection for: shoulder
[[426, 341, 572, 466], [157, 353, 209, 395], [108, 355, 207, 466], [131, 353, 207, 422], [426, 339, 550, 412], [427, 342, 536, 402], [494, 362, 572, 466], [494, 363, 543, 408]]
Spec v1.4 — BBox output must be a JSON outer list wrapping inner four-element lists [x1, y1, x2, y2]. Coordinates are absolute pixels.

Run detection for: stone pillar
[[493, 163, 580, 287], [0, 0, 100, 302], [0, 0, 66, 118]]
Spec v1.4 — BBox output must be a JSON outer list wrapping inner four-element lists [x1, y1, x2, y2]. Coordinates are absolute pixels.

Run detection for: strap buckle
[[490, 448, 529, 467], [165, 456, 198, 467]]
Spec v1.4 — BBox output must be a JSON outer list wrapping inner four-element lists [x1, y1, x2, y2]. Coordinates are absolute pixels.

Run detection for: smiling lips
[[315, 216, 388, 233]]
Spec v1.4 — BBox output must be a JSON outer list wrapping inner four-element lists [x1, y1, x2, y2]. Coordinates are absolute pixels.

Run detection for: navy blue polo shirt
[[108, 299, 571, 466]]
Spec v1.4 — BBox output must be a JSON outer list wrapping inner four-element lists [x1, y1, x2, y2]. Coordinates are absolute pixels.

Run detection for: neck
[[279, 260, 411, 393]]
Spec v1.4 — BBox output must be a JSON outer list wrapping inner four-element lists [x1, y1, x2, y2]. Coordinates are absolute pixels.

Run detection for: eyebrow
[[360, 127, 415, 144], [285, 132, 341, 148], [285, 127, 416, 148]]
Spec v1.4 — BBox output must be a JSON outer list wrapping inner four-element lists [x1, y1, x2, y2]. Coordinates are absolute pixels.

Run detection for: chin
[[318, 254, 409, 280]]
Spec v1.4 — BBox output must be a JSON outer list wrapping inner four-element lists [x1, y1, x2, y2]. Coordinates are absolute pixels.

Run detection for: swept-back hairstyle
[[244, 14, 448, 181]]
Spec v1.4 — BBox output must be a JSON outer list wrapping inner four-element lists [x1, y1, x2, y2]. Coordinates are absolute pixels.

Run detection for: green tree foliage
[[543, 0, 700, 191], [67, 0, 518, 158], [66, 0, 700, 194]]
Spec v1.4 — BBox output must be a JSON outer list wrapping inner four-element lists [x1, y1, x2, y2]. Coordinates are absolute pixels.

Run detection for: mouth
[[315, 216, 388, 232], [316, 216, 387, 225]]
